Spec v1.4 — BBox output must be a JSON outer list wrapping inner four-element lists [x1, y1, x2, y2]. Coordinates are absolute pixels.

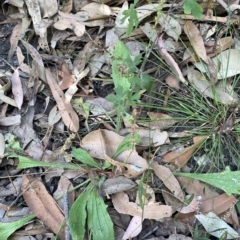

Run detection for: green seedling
[[183, 0, 203, 19], [107, 41, 153, 132]]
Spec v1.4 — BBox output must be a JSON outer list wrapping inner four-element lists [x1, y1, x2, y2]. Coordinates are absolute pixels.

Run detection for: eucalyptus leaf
[[0, 214, 35, 240], [174, 166, 240, 195], [72, 147, 101, 169]]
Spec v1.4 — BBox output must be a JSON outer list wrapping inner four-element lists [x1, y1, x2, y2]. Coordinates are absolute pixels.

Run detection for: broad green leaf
[[183, 0, 203, 19], [72, 147, 101, 169], [87, 189, 114, 240], [14, 154, 81, 170], [69, 184, 95, 240], [0, 214, 35, 240], [112, 133, 141, 159], [175, 166, 240, 195]]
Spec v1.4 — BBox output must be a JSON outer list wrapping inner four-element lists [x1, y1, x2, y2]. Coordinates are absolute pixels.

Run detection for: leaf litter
[[1, 0, 240, 239]]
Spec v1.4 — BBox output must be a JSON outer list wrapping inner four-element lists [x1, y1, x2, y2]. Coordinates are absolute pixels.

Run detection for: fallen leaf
[[140, 112, 178, 129], [122, 216, 142, 240], [111, 192, 172, 219], [196, 212, 239, 239], [80, 129, 148, 178], [99, 176, 136, 196], [188, 68, 239, 105], [11, 68, 23, 110], [21, 40, 46, 82], [165, 74, 180, 90], [38, 0, 58, 18], [8, 23, 22, 61], [194, 49, 240, 79], [162, 136, 207, 167], [159, 13, 181, 41], [21, 175, 65, 239], [45, 68, 79, 132], [0, 115, 21, 126], [184, 21, 208, 63], [158, 34, 187, 84], [151, 161, 185, 202]]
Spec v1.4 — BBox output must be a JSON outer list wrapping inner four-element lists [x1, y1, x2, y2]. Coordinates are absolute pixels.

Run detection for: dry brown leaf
[[11, 67, 23, 110], [57, 62, 75, 90], [16, 46, 31, 74], [0, 115, 21, 126], [45, 68, 79, 132], [184, 21, 208, 63], [177, 177, 239, 225], [81, 2, 112, 17], [188, 68, 239, 105], [21, 40, 46, 82], [21, 175, 65, 239], [158, 34, 187, 84], [165, 74, 180, 90], [8, 23, 22, 61], [111, 192, 172, 219], [80, 129, 148, 178], [162, 136, 207, 167], [38, 0, 58, 18], [151, 161, 185, 202]]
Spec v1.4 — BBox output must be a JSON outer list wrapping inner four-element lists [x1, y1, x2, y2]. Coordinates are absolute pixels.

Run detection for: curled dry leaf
[[158, 34, 187, 84], [162, 136, 207, 167], [8, 23, 22, 61], [122, 216, 142, 240], [80, 129, 148, 178], [111, 192, 172, 219], [184, 21, 208, 63], [99, 176, 136, 196], [158, 13, 181, 41], [21, 175, 65, 239], [21, 40, 46, 82], [180, 196, 200, 214], [194, 49, 240, 79], [11, 68, 23, 110], [120, 127, 168, 147], [140, 112, 178, 129], [45, 69, 79, 132], [151, 161, 185, 202], [188, 68, 239, 105]]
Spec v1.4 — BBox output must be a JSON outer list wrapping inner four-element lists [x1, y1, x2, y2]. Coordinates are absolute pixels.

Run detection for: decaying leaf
[[11, 67, 23, 110], [0, 133, 5, 158], [8, 23, 22, 61], [111, 192, 172, 219], [184, 21, 208, 63], [188, 68, 239, 105], [158, 34, 187, 84], [196, 212, 239, 239], [80, 129, 148, 178], [162, 136, 207, 167], [194, 49, 240, 79], [21, 175, 65, 239], [99, 176, 136, 196], [45, 68, 79, 132], [151, 161, 185, 202], [159, 13, 181, 41], [122, 216, 142, 240]]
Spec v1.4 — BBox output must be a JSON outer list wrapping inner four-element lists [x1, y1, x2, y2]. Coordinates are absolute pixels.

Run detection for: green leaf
[[112, 133, 141, 158], [14, 154, 81, 170], [183, 0, 203, 19], [0, 214, 35, 240], [87, 189, 114, 240], [174, 166, 240, 195], [72, 147, 101, 169], [69, 184, 95, 240], [4, 133, 23, 151], [121, 0, 139, 36]]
